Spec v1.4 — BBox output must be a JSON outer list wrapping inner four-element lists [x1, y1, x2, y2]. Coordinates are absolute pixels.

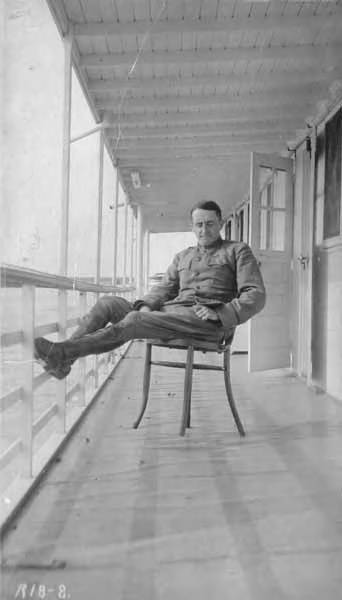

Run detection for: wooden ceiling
[[49, 0, 342, 232]]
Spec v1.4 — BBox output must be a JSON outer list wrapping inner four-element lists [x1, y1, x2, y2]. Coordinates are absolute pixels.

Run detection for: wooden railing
[[0, 264, 136, 531]]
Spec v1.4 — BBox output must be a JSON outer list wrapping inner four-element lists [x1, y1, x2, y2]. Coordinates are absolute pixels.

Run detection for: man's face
[[191, 208, 223, 247]]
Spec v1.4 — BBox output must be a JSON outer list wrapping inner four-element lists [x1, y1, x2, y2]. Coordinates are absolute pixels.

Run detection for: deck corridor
[[2, 342, 342, 600]]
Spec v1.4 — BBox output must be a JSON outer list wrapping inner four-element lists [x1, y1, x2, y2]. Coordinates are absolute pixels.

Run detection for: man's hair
[[190, 200, 222, 220]]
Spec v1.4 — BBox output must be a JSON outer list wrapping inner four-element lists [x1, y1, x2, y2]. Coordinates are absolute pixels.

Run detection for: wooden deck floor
[[2, 341, 342, 600]]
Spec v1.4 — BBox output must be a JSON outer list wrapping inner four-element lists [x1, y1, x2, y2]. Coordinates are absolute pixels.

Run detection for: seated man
[[34, 200, 266, 379]]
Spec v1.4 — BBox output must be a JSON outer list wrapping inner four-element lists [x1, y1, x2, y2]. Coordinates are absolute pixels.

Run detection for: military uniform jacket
[[138, 238, 266, 335]]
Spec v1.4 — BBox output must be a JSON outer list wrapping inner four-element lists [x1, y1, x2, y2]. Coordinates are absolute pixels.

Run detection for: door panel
[[248, 153, 293, 372]]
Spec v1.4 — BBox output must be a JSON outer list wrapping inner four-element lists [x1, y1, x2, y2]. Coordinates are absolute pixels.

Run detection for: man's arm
[[215, 243, 266, 331], [133, 254, 180, 311]]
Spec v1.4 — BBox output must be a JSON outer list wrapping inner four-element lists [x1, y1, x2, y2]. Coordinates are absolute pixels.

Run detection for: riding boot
[[49, 296, 133, 378], [34, 324, 127, 376]]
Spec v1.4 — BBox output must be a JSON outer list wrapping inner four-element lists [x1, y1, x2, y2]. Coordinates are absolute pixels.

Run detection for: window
[[258, 168, 286, 251], [323, 108, 342, 239]]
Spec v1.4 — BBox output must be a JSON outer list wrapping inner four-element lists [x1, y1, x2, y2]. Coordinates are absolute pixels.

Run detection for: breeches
[[73, 295, 226, 352]]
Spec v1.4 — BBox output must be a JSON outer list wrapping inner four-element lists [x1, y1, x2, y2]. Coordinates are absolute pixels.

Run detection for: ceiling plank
[[116, 132, 290, 149], [96, 90, 316, 111], [115, 145, 285, 160], [103, 106, 309, 126], [88, 68, 342, 92], [81, 44, 342, 68], [107, 120, 302, 139], [74, 14, 341, 37]]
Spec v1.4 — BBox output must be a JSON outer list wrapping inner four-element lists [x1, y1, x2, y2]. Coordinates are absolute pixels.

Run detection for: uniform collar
[[197, 237, 224, 254]]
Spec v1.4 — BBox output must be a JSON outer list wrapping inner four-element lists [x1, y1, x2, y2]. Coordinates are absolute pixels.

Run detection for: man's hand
[[193, 305, 220, 321], [139, 305, 152, 313]]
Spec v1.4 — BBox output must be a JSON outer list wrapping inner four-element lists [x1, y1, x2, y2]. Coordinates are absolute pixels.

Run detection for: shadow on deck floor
[[2, 341, 342, 600]]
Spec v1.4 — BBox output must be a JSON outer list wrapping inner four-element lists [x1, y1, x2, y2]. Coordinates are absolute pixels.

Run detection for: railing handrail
[[0, 263, 135, 294]]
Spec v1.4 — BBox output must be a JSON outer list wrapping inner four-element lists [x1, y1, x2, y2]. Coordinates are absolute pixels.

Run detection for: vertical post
[[21, 285, 35, 478], [136, 206, 144, 297], [306, 127, 317, 386], [79, 292, 87, 405], [123, 198, 128, 294], [144, 230, 150, 293], [96, 131, 104, 286], [60, 34, 73, 277], [112, 166, 119, 287], [130, 208, 136, 299], [57, 34, 73, 432], [95, 131, 105, 388]]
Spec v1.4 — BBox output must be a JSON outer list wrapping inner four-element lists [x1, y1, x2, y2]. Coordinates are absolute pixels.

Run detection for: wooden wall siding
[[310, 106, 342, 400], [312, 245, 342, 399]]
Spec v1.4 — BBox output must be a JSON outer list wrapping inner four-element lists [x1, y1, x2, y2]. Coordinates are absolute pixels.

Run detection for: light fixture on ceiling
[[131, 171, 141, 189]]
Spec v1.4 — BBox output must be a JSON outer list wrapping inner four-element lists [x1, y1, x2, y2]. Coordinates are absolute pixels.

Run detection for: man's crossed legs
[[34, 295, 225, 379]]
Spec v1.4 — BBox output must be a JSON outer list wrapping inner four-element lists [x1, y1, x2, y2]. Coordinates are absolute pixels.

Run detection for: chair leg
[[180, 346, 194, 436], [133, 343, 152, 429], [223, 350, 246, 437]]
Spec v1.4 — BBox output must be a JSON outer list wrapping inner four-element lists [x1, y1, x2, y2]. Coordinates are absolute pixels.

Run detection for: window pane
[[260, 208, 268, 249], [271, 211, 286, 251], [273, 170, 286, 209]]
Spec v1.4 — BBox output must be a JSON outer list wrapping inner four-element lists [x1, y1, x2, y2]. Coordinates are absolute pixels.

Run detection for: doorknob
[[298, 255, 309, 269]]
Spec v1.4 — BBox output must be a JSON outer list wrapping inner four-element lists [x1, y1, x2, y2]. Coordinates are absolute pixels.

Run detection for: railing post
[[21, 285, 35, 478], [79, 292, 87, 405], [57, 290, 67, 433]]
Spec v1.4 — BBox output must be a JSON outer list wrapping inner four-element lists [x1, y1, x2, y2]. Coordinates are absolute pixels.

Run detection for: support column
[[60, 34, 73, 277], [144, 230, 150, 292], [130, 208, 136, 287], [112, 166, 119, 286], [123, 198, 128, 290], [58, 34, 72, 425], [95, 131, 105, 387], [96, 131, 105, 285], [136, 206, 144, 297]]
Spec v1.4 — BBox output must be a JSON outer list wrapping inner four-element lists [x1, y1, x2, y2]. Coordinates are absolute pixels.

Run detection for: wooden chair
[[133, 338, 246, 437]]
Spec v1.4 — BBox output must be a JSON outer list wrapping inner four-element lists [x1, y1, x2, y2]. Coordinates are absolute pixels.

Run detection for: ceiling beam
[[92, 80, 325, 102], [97, 89, 316, 112], [74, 14, 341, 37], [81, 44, 342, 69], [88, 67, 342, 93], [107, 120, 302, 139], [102, 105, 308, 127], [116, 132, 290, 149], [118, 155, 251, 167], [114, 145, 285, 161], [119, 161, 249, 170]]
